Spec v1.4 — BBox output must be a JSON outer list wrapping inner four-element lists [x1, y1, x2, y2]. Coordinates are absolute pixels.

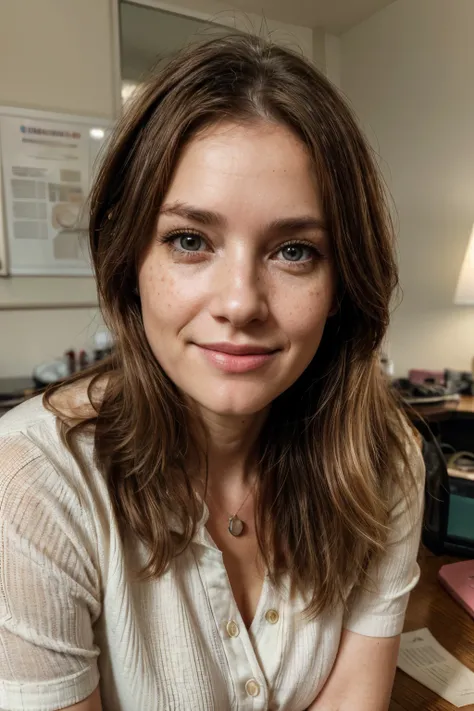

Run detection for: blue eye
[[159, 229, 209, 258], [279, 243, 314, 262], [177, 233, 204, 251]]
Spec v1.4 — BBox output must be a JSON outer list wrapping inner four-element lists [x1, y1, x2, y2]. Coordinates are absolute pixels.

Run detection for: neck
[[187, 405, 269, 491]]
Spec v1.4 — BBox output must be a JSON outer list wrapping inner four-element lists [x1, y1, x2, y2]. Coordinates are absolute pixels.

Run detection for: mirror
[[119, 1, 239, 104]]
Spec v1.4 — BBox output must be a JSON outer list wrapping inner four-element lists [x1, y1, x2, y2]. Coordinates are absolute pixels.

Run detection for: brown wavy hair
[[45, 34, 416, 617]]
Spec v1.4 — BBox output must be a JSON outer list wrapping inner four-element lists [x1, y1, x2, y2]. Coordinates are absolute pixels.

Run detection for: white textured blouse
[[0, 396, 425, 711]]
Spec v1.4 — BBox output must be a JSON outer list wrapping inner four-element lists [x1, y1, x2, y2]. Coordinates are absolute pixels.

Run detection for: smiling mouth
[[195, 343, 280, 373], [198, 342, 278, 356]]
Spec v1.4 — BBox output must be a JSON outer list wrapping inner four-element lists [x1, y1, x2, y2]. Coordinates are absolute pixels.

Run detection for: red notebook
[[438, 559, 474, 620]]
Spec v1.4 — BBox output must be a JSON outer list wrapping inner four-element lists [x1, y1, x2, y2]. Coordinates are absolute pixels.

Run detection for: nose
[[208, 254, 269, 328]]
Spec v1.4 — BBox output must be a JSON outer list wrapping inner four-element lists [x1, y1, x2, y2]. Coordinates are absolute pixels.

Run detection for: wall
[[0, 0, 114, 376], [323, 33, 341, 88], [0, 0, 115, 116], [341, 0, 474, 375]]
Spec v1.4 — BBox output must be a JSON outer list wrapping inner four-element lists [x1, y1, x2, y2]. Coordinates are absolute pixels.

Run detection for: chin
[[191, 385, 275, 418], [199, 399, 269, 418]]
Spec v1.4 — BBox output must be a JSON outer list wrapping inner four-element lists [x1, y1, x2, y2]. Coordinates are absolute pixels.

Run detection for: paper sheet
[[397, 628, 474, 708]]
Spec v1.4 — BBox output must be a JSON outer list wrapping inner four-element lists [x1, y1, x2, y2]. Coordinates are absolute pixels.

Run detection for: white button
[[245, 679, 260, 697], [265, 609, 279, 624], [226, 620, 240, 638]]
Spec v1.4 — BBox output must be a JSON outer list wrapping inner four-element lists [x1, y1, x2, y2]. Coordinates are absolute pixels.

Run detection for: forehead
[[162, 120, 322, 219]]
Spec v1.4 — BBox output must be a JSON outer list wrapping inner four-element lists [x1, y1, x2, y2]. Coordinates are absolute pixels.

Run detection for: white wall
[[312, 28, 326, 71], [0, 0, 114, 376], [0, 0, 115, 117], [323, 33, 341, 88], [341, 0, 474, 376]]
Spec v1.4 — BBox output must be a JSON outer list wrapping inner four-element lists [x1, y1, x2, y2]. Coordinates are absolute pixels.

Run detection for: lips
[[198, 342, 277, 356], [194, 342, 279, 374]]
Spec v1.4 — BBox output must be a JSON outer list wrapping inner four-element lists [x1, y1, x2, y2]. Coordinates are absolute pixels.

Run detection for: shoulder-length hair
[[45, 34, 415, 617]]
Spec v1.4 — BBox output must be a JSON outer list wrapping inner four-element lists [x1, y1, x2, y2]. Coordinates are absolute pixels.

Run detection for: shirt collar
[[167, 499, 218, 550]]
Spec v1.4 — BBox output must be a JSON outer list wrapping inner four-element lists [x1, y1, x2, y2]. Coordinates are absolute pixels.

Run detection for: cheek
[[139, 258, 205, 344], [278, 285, 333, 343], [139, 259, 175, 319]]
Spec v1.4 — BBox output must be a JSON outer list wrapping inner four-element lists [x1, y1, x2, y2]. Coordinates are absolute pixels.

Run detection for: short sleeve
[[0, 433, 101, 711], [343, 433, 425, 638]]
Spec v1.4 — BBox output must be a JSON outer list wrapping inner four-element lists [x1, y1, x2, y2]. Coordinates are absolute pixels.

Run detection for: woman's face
[[138, 120, 336, 417]]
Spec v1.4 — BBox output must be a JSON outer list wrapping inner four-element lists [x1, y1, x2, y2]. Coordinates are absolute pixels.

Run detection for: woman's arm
[[0, 434, 102, 710], [62, 687, 103, 711], [308, 431, 425, 710], [309, 629, 399, 711]]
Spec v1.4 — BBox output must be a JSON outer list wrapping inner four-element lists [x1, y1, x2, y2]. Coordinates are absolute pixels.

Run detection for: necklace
[[227, 486, 254, 537], [207, 483, 255, 537]]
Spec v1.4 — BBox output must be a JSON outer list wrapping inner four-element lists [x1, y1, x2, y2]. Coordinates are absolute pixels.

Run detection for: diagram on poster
[[0, 109, 109, 275]]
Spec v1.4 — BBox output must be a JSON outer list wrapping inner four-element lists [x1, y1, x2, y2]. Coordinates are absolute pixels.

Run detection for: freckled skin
[[138, 121, 336, 419]]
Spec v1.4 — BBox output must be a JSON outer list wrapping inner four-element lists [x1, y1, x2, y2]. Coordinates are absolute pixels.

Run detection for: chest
[[205, 509, 264, 629], [97, 541, 344, 711]]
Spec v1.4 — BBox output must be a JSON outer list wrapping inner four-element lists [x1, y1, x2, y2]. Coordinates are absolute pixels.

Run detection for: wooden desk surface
[[457, 396, 474, 414], [408, 395, 474, 422], [390, 551, 474, 710]]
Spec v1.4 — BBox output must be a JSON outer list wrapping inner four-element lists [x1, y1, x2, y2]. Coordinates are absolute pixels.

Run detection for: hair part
[[45, 33, 416, 617]]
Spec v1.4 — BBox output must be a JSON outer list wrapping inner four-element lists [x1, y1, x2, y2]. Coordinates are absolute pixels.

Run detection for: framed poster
[[0, 107, 110, 276]]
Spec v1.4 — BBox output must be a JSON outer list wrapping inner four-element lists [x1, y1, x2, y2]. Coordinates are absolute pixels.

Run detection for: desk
[[407, 395, 474, 423], [406, 396, 474, 455], [390, 551, 474, 710]]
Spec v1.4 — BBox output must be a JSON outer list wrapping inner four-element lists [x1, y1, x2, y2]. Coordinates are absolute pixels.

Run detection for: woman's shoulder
[[0, 382, 92, 454], [0, 393, 54, 437], [0, 387, 105, 526], [0, 374, 100, 435], [0, 395, 63, 478]]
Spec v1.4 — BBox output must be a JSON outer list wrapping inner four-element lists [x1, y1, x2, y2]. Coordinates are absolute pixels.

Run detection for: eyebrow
[[159, 201, 327, 235]]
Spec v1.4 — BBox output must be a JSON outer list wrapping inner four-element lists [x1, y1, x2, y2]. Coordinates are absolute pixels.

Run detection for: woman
[[0, 35, 424, 711]]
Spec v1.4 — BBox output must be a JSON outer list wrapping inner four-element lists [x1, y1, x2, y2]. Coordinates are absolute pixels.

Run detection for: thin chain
[[232, 485, 254, 517], [206, 480, 256, 519]]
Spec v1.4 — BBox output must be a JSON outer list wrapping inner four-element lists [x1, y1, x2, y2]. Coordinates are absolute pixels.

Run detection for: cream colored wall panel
[[0, 0, 115, 119], [341, 0, 474, 375]]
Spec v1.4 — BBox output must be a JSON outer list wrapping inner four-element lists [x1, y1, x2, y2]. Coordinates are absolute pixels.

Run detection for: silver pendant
[[228, 515, 244, 537]]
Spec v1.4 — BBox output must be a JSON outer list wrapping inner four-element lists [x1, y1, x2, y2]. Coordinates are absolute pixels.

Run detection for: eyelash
[[158, 228, 324, 267]]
